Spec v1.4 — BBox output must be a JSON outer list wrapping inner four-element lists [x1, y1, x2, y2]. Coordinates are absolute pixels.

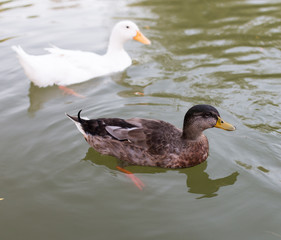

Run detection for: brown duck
[[67, 105, 235, 168]]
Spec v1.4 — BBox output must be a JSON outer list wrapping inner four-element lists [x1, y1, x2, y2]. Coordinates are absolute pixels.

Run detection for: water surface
[[1, 0, 281, 239]]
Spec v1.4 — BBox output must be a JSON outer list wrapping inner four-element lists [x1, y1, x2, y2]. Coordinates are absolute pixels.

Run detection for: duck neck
[[182, 122, 204, 141], [106, 34, 126, 55]]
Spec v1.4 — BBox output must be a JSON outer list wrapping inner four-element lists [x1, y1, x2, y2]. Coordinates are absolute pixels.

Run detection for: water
[[1, 0, 281, 239]]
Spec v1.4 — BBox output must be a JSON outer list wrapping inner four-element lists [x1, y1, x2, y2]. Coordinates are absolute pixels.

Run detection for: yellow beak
[[214, 117, 236, 131], [133, 30, 151, 45]]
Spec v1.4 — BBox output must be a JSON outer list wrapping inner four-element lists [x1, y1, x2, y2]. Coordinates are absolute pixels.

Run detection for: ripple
[[2, 0, 281, 239]]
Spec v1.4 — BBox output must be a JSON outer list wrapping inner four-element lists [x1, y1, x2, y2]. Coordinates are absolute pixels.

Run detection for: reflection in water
[[27, 70, 151, 116], [28, 83, 63, 116], [111, 71, 149, 98], [133, 0, 281, 134], [180, 162, 239, 199], [0, 1, 33, 13], [0, 36, 16, 43], [27, 75, 102, 116], [83, 148, 239, 198], [50, 0, 80, 10]]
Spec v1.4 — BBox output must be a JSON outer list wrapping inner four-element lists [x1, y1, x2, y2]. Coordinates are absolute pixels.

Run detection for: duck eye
[[204, 113, 212, 118], [126, 26, 130, 29]]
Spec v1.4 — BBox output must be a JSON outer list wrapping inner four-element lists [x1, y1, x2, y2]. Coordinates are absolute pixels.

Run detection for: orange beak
[[214, 117, 236, 131], [133, 30, 151, 45]]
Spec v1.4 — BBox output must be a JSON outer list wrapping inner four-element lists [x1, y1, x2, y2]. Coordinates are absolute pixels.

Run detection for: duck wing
[[44, 46, 103, 70], [12, 45, 106, 86], [102, 118, 182, 154], [78, 117, 146, 146], [68, 112, 183, 155], [44, 47, 108, 81], [105, 124, 147, 148]]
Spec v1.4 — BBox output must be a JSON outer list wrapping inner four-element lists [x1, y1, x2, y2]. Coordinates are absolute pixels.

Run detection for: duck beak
[[133, 30, 151, 45], [214, 117, 236, 131]]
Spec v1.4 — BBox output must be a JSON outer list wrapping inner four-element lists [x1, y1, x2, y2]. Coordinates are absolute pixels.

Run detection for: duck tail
[[77, 109, 83, 123], [12, 45, 24, 55], [66, 110, 81, 122], [11, 45, 31, 63], [66, 110, 88, 136]]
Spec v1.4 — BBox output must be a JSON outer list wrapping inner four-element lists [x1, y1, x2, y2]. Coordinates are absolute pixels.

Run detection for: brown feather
[[67, 105, 233, 168]]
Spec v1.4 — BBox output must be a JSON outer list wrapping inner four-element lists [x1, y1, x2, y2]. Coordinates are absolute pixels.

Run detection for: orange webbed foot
[[58, 85, 85, 98], [116, 166, 145, 190]]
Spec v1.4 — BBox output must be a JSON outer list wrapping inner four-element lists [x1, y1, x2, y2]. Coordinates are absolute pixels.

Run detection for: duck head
[[107, 20, 150, 52], [182, 105, 235, 140]]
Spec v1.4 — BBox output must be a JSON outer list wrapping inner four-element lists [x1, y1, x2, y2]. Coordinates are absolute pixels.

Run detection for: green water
[[1, 0, 281, 239]]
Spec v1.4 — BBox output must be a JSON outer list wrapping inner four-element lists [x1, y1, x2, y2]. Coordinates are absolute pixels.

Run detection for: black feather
[[78, 109, 83, 123]]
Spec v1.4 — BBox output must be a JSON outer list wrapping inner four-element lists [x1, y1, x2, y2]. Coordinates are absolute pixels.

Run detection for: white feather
[[12, 20, 150, 87], [66, 114, 89, 136]]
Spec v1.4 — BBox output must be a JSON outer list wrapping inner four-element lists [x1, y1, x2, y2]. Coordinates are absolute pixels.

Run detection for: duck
[[12, 20, 151, 87], [67, 104, 235, 169]]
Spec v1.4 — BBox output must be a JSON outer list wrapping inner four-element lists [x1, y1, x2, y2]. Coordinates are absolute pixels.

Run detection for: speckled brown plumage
[[67, 105, 235, 168]]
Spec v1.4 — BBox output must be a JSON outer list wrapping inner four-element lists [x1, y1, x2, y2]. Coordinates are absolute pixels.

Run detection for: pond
[[1, 0, 281, 239]]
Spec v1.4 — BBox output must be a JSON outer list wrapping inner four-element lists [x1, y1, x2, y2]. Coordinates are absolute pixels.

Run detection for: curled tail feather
[[77, 109, 83, 123]]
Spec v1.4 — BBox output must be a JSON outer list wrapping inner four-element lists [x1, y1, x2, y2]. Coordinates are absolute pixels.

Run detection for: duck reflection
[[28, 83, 62, 116], [27, 72, 128, 116], [27, 77, 100, 116], [179, 162, 239, 199], [82, 148, 239, 198]]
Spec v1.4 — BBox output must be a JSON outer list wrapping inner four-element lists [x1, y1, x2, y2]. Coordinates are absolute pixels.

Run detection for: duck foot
[[116, 166, 145, 190], [134, 92, 144, 96], [58, 85, 85, 98]]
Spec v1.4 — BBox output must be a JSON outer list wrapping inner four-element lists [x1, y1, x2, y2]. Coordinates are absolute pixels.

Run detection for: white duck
[[12, 20, 151, 87]]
